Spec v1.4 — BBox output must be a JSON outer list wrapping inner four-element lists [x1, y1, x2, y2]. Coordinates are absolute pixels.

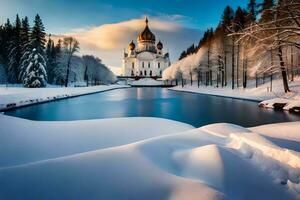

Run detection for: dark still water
[[5, 87, 300, 127]]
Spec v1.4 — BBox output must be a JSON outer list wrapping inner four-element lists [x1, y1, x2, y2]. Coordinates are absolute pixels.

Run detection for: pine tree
[[20, 14, 48, 85], [45, 34, 57, 83], [20, 17, 30, 50], [8, 15, 22, 83], [221, 5, 234, 87], [19, 16, 31, 81], [221, 6, 234, 32], [186, 44, 195, 55], [234, 7, 247, 31], [179, 50, 187, 60], [20, 17, 30, 55], [246, 0, 258, 23], [22, 14, 48, 86], [30, 14, 46, 52], [234, 7, 247, 88], [260, 0, 274, 22], [0, 19, 13, 83], [55, 39, 62, 54], [22, 48, 47, 88]]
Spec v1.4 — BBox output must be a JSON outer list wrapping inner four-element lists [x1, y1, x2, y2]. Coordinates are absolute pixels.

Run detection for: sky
[[0, 0, 249, 75]]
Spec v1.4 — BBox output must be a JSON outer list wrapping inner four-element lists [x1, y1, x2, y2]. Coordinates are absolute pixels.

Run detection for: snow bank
[[0, 85, 129, 111], [0, 115, 299, 199], [259, 94, 300, 112], [169, 79, 300, 102]]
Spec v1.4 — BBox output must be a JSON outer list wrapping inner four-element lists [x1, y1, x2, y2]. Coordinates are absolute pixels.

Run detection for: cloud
[[55, 16, 202, 75]]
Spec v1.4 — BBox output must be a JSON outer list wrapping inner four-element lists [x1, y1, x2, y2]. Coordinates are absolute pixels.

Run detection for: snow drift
[[0, 115, 299, 200]]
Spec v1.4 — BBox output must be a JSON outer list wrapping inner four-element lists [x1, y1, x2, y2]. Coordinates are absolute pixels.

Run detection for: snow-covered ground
[[0, 85, 129, 111], [130, 78, 165, 86], [0, 114, 299, 200], [170, 78, 300, 111]]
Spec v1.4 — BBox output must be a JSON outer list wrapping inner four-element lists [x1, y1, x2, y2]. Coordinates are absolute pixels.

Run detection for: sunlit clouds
[[55, 16, 202, 75]]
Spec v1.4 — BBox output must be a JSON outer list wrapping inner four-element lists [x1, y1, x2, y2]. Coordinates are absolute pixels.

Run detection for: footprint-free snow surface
[[0, 114, 300, 200]]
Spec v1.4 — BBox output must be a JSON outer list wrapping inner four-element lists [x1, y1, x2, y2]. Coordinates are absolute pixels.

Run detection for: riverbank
[[0, 114, 299, 200], [169, 79, 300, 111], [0, 84, 129, 111]]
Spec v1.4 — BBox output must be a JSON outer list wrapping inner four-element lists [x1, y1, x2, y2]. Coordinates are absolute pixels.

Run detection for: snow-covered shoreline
[[0, 114, 299, 200], [170, 86, 263, 102], [0, 85, 130, 111], [169, 79, 300, 112]]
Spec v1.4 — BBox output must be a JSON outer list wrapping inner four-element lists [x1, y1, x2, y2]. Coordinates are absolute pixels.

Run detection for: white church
[[122, 18, 170, 78]]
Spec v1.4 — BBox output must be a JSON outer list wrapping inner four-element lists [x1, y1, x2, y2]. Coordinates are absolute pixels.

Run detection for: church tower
[[122, 17, 170, 78]]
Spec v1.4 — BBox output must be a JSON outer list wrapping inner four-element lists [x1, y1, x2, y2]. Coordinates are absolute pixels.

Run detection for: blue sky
[[0, 0, 250, 74], [0, 0, 249, 33]]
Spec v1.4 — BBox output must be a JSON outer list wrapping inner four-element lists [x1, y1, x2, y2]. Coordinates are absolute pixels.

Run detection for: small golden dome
[[137, 17, 156, 43], [128, 40, 135, 50], [157, 40, 163, 50]]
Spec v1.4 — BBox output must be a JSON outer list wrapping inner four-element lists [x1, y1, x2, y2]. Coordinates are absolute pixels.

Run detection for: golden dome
[[157, 40, 163, 50], [137, 17, 156, 43], [128, 40, 135, 50]]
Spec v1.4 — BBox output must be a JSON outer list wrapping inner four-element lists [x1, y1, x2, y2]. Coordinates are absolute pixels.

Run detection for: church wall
[[123, 55, 169, 77]]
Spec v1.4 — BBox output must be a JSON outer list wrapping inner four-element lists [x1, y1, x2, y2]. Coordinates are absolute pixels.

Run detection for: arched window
[[132, 62, 134, 69], [148, 62, 150, 68], [160, 70, 162, 76], [131, 70, 134, 76], [150, 70, 152, 76], [142, 62, 144, 68], [158, 62, 160, 68], [144, 70, 147, 76]]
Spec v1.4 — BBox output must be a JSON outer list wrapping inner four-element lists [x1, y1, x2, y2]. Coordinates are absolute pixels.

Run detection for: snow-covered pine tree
[[19, 16, 31, 82], [20, 14, 47, 86], [8, 15, 22, 83], [22, 48, 47, 88]]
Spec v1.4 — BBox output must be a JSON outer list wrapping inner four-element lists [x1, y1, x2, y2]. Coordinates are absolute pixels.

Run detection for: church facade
[[122, 18, 170, 78]]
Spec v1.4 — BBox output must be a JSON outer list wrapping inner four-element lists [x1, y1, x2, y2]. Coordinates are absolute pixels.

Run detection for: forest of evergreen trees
[[164, 0, 300, 93], [0, 14, 116, 88]]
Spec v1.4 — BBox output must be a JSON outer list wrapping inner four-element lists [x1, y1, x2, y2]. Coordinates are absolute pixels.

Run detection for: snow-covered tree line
[[0, 14, 116, 87], [163, 0, 300, 93]]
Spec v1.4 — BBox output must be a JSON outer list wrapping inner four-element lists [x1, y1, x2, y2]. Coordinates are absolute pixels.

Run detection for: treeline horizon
[[0, 14, 116, 88], [167, 0, 300, 92]]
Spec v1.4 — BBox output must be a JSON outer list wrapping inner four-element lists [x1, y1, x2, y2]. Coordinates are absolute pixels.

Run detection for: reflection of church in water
[[122, 18, 170, 78]]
